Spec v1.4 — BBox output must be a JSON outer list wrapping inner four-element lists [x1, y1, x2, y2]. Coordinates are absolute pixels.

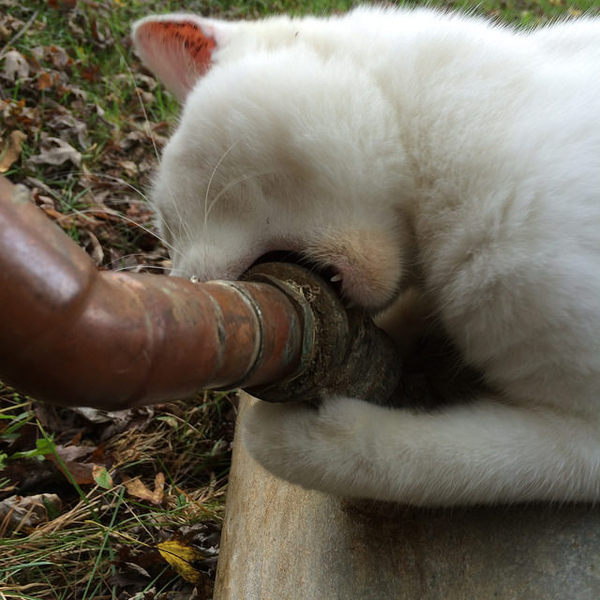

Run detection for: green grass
[[1, 0, 598, 598], [0, 387, 232, 597], [444, 0, 597, 25]]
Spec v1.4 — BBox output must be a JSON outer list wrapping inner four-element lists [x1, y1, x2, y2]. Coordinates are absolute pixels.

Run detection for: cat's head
[[132, 12, 413, 310]]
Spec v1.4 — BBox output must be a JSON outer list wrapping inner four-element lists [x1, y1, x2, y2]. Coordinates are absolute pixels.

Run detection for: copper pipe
[[0, 177, 400, 409]]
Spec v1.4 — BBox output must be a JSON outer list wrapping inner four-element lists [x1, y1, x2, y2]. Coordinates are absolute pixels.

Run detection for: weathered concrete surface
[[214, 395, 600, 599]]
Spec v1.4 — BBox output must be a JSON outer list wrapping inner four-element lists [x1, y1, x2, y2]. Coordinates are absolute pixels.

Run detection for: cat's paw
[[241, 396, 375, 496]]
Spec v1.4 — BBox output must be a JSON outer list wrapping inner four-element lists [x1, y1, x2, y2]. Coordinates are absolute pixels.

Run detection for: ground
[[0, 0, 597, 598]]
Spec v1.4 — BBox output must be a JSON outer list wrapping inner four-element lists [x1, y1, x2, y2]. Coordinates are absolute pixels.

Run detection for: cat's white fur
[[133, 7, 600, 505]]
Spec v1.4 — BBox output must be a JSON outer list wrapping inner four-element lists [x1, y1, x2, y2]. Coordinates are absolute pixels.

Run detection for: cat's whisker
[[117, 45, 162, 165], [83, 171, 151, 203], [52, 207, 184, 258], [168, 176, 195, 248], [151, 160, 196, 254], [103, 49, 192, 263], [36, 169, 151, 203], [203, 140, 241, 230], [104, 252, 170, 269], [200, 139, 243, 268], [206, 170, 277, 219], [113, 264, 173, 273]]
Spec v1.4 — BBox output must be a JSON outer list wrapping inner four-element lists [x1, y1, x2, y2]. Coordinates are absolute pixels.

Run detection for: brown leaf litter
[[0, 493, 62, 535], [28, 134, 82, 167], [0, 129, 26, 172]]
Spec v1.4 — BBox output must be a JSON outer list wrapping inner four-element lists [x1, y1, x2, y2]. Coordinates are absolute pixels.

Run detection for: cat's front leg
[[241, 396, 600, 505]]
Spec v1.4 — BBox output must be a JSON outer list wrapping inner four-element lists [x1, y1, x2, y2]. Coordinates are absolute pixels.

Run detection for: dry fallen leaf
[[31, 44, 72, 70], [48, 109, 89, 148], [0, 130, 26, 172], [55, 443, 95, 463], [37, 70, 54, 91], [118, 160, 138, 177], [29, 136, 81, 167], [68, 406, 130, 424], [0, 493, 62, 534], [48, 457, 96, 485], [83, 229, 104, 265], [0, 13, 26, 42], [123, 472, 165, 505], [2, 49, 29, 81], [47, 44, 72, 70]]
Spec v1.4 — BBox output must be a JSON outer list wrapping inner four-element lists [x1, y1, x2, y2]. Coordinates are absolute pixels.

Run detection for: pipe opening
[[249, 251, 343, 296]]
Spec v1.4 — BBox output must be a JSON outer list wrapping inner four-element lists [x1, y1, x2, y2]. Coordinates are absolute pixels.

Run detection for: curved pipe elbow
[[0, 177, 302, 409], [0, 176, 400, 410]]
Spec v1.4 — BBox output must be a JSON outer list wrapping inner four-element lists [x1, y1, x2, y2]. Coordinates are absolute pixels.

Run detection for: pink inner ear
[[134, 20, 217, 101]]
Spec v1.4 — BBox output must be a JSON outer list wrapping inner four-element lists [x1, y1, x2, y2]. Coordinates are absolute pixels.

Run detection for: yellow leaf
[[157, 540, 206, 584], [0, 131, 27, 173]]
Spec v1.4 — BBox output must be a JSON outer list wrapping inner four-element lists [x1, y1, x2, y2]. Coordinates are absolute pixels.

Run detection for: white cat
[[132, 7, 600, 505]]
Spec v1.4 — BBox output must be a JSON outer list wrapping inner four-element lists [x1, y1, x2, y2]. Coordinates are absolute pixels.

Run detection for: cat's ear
[[132, 15, 231, 102]]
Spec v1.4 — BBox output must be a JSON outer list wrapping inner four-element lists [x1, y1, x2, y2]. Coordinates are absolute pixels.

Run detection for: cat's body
[[133, 7, 600, 505]]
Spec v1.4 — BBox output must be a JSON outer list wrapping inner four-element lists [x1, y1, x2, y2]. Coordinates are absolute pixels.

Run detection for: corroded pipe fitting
[[244, 262, 401, 406], [0, 177, 400, 409]]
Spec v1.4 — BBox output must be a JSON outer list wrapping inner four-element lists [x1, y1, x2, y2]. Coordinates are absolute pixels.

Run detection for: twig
[[0, 9, 40, 61]]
